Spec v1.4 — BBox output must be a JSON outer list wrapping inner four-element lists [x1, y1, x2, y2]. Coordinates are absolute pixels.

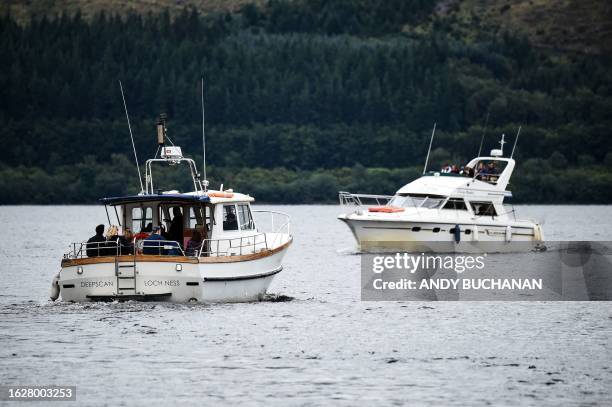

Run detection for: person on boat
[[441, 163, 451, 173], [86, 224, 106, 257], [142, 225, 180, 255], [142, 225, 164, 255], [133, 223, 152, 241], [476, 162, 488, 180], [119, 228, 135, 255], [487, 162, 498, 174], [223, 206, 238, 230], [450, 164, 460, 174], [185, 230, 203, 257], [463, 166, 474, 177], [101, 225, 120, 256], [106, 227, 134, 256], [168, 207, 184, 247]]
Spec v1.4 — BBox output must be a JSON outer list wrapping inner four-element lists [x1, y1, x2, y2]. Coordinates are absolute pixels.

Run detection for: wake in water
[[261, 293, 295, 302]]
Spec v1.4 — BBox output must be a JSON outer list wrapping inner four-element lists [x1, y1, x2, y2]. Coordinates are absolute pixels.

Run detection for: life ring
[[368, 206, 405, 213], [208, 191, 234, 198]]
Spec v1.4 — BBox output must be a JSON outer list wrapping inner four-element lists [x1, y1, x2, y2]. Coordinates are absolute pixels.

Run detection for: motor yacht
[[338, 135, 544, 252]]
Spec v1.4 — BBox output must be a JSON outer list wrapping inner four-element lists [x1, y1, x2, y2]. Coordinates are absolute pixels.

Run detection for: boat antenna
[[422, 122, 437, 175], [119, 80, 144, 193], [510, 125, 521, 158], [477, 108, 490, 157], [201, 76, 208, 190]]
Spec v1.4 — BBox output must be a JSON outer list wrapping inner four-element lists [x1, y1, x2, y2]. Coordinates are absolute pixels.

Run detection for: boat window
[[189, 206, 204, 228], [442, 198, 467, 210], [144, 207, 153, 227], [223, 205, 238, 231], [390, 194, 446, 209], [473, 160, 508, 184], [470, 201, 497, 216], [132, 207, 143, 232], [421, 197, 445, 209], [205, 206, 213, 233], [237, 204, 254, 230]]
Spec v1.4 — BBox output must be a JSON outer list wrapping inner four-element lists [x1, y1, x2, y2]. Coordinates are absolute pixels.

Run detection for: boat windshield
[[388, 194, 446, 209]]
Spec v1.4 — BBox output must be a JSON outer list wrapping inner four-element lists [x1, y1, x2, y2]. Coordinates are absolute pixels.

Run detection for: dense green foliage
[[1, 0, 611, 204]]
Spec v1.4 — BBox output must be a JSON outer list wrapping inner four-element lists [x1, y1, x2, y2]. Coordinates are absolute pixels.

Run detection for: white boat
[[338, 135, 544, 253], [52, 115, 292, 303]]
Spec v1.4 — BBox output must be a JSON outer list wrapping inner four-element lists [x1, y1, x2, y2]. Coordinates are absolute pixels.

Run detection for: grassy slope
[[5, 0, 610, 54], [437, 0, 612, 54], [1, 0, 265, 22]]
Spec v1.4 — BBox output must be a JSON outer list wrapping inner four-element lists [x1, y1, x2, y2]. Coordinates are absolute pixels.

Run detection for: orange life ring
[[207, 191, 234, 198], [368, 206, 405, 213]]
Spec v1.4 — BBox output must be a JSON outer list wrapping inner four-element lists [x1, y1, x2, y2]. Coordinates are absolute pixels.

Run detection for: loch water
[[1, 205, 611, 406]]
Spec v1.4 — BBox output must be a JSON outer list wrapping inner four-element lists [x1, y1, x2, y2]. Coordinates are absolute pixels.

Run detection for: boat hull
[[338, 216, 543, 253], [58, 239, 291, 303]]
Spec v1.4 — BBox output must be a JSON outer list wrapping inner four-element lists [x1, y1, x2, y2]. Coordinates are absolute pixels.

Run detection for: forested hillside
[[1, 0, 612, 204]]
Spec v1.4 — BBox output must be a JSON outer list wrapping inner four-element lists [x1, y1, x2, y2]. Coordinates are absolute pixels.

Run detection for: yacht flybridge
[[52, 115, 292, 303], [338, 134, 544, 252]]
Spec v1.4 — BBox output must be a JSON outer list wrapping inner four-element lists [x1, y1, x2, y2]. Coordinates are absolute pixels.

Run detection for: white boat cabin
[[101, 191, 262, 257]]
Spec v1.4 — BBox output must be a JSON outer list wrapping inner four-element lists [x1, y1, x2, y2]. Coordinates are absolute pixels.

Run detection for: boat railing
[[196, 210, 291, 257], [139, 239, 185, 256], [63, 211, 291, 260], [252, 210, 291, 247], [64, 239, 185, 259], [339, 191, 394, 210], [502, 204, 518, 221], [195, 233, 269, 257], [64, 239, 132, 259]]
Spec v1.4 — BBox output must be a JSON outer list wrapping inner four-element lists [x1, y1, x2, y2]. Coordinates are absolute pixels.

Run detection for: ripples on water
[[1, 205, 612, 406]]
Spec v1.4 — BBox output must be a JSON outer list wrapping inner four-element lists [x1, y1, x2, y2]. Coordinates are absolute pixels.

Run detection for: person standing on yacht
[[168, 207, 184, 247]]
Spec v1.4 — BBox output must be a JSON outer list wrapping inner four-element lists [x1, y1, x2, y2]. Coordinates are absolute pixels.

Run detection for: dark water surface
[[1, 205, 611, 406]]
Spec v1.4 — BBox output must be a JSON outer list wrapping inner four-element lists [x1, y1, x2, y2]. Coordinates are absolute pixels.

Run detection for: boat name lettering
[[80, 281, 113, 288], [143, 279, 180, 287]]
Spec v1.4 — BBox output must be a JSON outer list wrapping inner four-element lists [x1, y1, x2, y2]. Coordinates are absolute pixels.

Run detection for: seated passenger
[[112, 227, 134, 255], [487, 162, 498, 175], [451, 164, 460, 174], [142, 226, 164, 255], [86, 224, 106, 257], [185, 231, 203, 257], [101, 225, 120, 256], [133, 223, 152, 241], [476, 162, 488, 180]]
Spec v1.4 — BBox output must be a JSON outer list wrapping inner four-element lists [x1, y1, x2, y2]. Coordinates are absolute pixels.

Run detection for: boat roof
[[100, 190, 255, 206], [397, 175, 474, 196], [100, 194, 211, 205]]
